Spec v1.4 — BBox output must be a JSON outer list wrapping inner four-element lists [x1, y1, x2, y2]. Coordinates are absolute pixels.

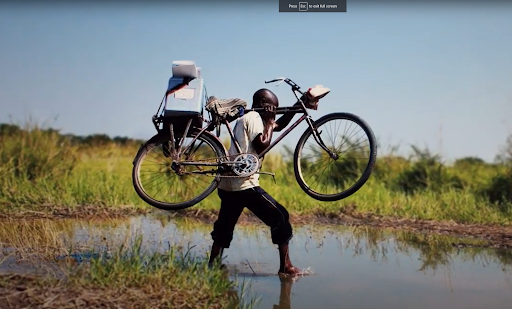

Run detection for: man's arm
[[273, 102, 302, 132], [245, 107, 276, 155], [252, 120, 274, 155]]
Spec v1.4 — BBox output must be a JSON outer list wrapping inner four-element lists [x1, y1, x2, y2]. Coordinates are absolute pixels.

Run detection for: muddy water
[[1, 214, 512, 309]]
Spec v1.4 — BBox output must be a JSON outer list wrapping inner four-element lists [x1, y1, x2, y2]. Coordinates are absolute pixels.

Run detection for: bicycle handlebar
[[264, 77, 303, 94], [264, 78, 284, 84]]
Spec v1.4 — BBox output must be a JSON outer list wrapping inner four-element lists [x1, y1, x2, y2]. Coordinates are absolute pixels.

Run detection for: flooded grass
[[0, 218, 260, 309], [0, 241, 256, 309], [0, 215, 511, 309], [0, 217, 128, 261]]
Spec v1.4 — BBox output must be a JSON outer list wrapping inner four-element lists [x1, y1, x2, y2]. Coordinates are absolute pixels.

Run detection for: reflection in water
[[0, 215, 511, 309], [272, 276, 294, 309]]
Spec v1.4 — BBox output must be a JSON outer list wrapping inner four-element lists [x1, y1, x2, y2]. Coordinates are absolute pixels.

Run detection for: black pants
[[211, 187, 293, 248]]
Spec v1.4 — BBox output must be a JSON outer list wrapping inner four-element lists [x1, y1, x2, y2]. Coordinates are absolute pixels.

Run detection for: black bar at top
[[279, 0, 347, 12]]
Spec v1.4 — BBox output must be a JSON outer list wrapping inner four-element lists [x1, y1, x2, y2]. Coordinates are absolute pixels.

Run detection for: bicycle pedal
[[258, 172, 277, 184], [258, 171, 275, 175]]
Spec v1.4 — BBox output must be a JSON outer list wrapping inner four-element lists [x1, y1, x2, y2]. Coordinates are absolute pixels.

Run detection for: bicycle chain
[[181, 154, 260, 178]]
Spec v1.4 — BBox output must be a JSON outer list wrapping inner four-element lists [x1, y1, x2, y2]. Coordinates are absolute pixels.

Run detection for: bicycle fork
[[306, 116, 339, 160]]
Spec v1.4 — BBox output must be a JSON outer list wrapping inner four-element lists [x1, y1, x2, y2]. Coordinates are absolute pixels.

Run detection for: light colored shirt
[[217, 111, 264, 191]]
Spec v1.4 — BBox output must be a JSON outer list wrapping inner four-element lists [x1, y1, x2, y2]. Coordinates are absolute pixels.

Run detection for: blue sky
[[0, 2, 511, 162]]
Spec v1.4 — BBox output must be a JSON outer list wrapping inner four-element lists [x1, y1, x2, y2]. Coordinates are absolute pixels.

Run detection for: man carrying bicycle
[[208, 88, 302, 277]]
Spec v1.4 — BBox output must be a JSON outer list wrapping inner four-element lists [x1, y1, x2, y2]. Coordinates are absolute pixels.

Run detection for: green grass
[[0, 234, 260, 309], [0, 216, 261, 309], [1, 121, 512, 225]]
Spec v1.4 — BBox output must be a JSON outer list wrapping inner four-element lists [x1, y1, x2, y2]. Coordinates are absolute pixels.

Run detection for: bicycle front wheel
[[132, 130, 227, 211], [294, 112, 377, 201]]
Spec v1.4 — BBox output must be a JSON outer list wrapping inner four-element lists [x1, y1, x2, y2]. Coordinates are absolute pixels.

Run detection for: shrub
[[481, 168, 512, 212], [0, 122, 77, 181], [392, 146, 463, 195]]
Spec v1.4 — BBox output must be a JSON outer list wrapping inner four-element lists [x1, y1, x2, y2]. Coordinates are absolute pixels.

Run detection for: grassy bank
[[0, 218, 259, 309], [0, 242, 258, 309], [1, 122, 512, 225]]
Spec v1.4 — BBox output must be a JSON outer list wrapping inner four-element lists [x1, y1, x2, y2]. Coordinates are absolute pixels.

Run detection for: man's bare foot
[[278, 265, 301, 277]]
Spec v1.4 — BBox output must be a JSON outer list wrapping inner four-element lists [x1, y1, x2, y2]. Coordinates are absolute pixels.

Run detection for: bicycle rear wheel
[[293, 112, 377, 201], [132, 130, 227, 210]]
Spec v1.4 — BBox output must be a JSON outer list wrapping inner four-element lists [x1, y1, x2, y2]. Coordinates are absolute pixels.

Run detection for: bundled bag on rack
[[205, 96, 247, 123]]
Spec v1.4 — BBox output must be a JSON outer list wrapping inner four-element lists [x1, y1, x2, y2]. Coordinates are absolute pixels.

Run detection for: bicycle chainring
[[232, 153, 260, 177]]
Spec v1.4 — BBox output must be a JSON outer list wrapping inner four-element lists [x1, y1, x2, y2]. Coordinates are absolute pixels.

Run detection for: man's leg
[[209, 189, 244, 267], [245, 186, 300, 275]]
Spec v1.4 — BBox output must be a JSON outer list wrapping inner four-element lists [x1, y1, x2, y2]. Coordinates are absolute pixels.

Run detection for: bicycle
[[132, 76, 377, 211]]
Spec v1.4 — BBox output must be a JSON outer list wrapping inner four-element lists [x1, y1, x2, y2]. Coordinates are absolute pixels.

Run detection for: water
[[1, 214, 511, 309]]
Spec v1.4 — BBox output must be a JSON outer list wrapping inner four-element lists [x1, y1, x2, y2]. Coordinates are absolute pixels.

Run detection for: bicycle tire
[[293, 112, 377, 201], [132, 129, 228, 211]]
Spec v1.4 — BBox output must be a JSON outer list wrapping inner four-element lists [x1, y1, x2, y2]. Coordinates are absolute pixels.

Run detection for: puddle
[[1, 215, 512, 309]]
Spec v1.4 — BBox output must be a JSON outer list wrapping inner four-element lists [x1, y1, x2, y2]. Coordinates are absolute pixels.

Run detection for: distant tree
[[42, 128, 61, 135], [0, 122, 143, 147], [453, 156, 486, 167], [0, 123, 22, 136], [83, 134, 112, 146], [495, 134, 512, 164], [113, 136, 130, 145]]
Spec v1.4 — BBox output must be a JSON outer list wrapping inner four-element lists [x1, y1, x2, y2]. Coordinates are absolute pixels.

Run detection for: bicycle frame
[[228, 106, 307, 158], [133, 74, 377, 209], [165, 77, 337, 168]]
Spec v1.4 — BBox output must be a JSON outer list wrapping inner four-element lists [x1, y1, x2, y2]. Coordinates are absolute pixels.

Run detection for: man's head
[[252, 88, 279, 110]]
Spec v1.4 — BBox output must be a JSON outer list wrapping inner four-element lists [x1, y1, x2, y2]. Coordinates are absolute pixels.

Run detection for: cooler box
[[163, 61, 206, 132], [164, 61, 206, 114], [165, 78, 206, 114]]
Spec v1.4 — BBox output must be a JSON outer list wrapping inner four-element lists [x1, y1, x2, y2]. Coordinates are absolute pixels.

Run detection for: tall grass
[[0, 122, 146, 211], [0, 234, 260, 309], [1, 121, 512, 225], [0, 217, 261, 309]]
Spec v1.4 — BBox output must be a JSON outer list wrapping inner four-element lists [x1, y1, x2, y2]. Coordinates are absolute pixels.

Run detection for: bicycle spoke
[[141, 174, 168, 190], [137, 135, 221, 205], [298, 117, 372, 196]]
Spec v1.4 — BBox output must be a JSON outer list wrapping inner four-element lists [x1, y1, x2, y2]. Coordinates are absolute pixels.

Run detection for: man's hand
[[273, 101, 302, 132], [252, 104, 277, 155], [261, 103, 277, 123]]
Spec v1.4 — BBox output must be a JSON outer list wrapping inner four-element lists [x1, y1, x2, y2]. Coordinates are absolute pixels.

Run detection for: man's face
[[261, 101, 278, 109], [253, 96, 278, 108], [252, 90, 279, 112]]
